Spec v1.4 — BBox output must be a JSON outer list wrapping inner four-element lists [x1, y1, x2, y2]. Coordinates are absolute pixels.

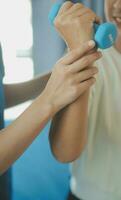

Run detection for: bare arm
[[50, 92, 89, 162], [0, 46, 96, 174], [49, 2, 102, 162], [4, 72, 51, 108], [0, 94, 52, 174]]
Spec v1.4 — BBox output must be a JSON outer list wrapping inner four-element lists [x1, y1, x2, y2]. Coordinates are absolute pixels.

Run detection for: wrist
[[37, 92, 57, 118], [67, 29, 93, 50]]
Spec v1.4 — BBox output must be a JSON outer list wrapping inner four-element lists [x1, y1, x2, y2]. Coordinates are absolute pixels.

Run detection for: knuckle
[[85, 9, 97, 22], [85, 80, 91, 87], [89, 77, 96, 84], [54, 15, 68, 26], [54, 17, 62, 27], [84, 82, 90, 88], [92, 67, 98, 73], [90, 68, 96, 74], [89, 54, 97, 62], [86, 8, 95, 16], [90, 13, 97, 21], [54, 15, 71, 27], [63, 1, 73, 6], [85, 7, 92, 13], [91, 69, 95, 75], [83, 43, 90, 51], [93, 52, 101, 59], [73, 3, 82, 8], [85, 70, 90, 77]]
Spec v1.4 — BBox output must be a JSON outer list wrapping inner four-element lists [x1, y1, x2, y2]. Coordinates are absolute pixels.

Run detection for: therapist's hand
[[54, 1, 100, 50], [42, 41, 102, 115]]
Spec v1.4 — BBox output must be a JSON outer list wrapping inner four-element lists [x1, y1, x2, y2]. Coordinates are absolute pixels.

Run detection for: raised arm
[[49, 2, 102, 162]]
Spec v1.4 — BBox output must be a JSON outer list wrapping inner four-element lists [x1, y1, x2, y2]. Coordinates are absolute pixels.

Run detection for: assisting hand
[[42, 40, 102, 115]]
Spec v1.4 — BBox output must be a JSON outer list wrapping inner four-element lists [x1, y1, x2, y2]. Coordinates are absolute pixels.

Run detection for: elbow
[[53, 152, 83, 164], [49, 126, 87, 163], [49, 140, 86, 164], [50, 147, 71, 163]]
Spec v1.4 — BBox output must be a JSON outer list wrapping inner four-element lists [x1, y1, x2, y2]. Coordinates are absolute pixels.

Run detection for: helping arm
[[4, 72, 51, 108]]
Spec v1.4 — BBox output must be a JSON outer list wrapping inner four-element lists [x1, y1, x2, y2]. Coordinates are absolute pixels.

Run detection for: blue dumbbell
[[48, 3, 118, 49]]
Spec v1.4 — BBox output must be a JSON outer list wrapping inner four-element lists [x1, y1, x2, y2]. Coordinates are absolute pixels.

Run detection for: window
[[0, 0, 33, 120]]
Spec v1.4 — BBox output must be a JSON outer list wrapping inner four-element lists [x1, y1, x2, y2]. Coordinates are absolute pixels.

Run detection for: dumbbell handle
[[49, 3, 118, 49]]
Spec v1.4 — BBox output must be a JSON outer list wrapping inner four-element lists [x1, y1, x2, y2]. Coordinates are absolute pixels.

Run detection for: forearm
[[49, 38, 92, 161], [50, 2, 96, 162], [4, 72, 51, 108], [50, 90, 89, 162], [50, 47, 96, 161], [0, 93, 53, 174]]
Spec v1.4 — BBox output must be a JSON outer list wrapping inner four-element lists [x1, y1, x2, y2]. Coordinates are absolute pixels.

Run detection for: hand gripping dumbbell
[[48, 3, 118, 49]]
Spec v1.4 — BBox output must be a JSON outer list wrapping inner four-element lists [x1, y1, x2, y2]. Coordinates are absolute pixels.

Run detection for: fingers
[[65, 3, 83, 15], [78, 12, 100, 24], [57, 1, 101, 24], [69, 51, 102, 73], [58, 1, 73, 15], [78, 77, 96, 93], [75, 67, 98, 83], [60, 40, 96, 65], [62, 3, 101, 23], [70, 7, 90, 18]]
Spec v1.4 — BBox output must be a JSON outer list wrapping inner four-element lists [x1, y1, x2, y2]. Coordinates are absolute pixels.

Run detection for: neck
[[114, 33, 121, 53]]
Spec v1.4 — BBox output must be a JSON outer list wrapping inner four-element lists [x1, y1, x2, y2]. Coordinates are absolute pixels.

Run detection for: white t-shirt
[[71, 47, 121, 200]]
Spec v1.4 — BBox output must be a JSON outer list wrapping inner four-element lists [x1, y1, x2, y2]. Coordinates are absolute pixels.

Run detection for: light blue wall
[[32, 0, 65, 75]]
